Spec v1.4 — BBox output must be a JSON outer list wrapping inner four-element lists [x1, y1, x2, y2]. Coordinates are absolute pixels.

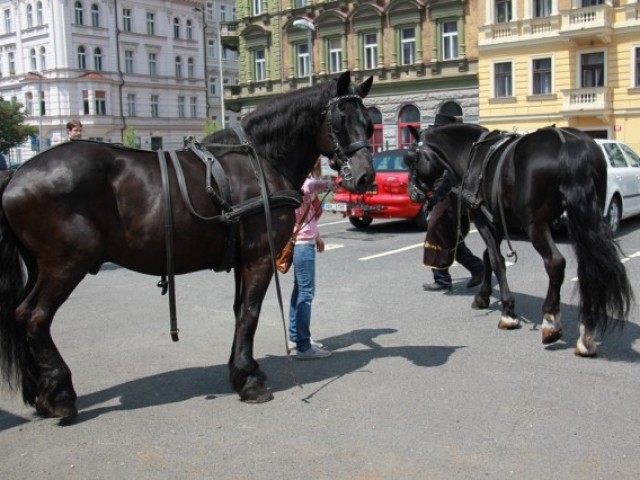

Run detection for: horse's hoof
[[498, 316, 520, 330], [541, 327, 563, 344], [53, 400, 78, 420], [472, 297, 489, 310], [574, 337, 597, 357], [240, 386, 274, 404]]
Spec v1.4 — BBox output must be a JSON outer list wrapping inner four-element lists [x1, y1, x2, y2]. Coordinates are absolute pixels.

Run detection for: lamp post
[[292, 18, 315, 86], [218, 26, 226, 129], [194, 7, 210, 120], [28, 71, 43, 152]]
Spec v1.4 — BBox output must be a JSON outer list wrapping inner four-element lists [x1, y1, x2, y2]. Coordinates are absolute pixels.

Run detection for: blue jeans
[[288, 243, 316, 352]]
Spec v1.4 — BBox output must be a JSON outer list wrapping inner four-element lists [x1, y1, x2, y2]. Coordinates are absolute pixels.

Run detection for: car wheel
[[414, 204, 429, 231], [349, 216, 373, 229], [606, 197, 621, 235]]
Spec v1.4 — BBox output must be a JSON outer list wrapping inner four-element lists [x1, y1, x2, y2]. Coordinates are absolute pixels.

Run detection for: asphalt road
[[1, 215, 639, 479]]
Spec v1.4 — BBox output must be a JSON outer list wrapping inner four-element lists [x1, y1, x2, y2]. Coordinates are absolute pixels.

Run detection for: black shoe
[[466, 271, 484, 289], [423, 282, 452, 292]]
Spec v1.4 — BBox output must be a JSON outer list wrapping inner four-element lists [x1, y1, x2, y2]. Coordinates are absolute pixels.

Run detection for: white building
[[0, 0, 238, 163]]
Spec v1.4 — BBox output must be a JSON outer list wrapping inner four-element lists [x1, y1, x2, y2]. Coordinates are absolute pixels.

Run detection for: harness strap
[[157, 150, 180, 342]]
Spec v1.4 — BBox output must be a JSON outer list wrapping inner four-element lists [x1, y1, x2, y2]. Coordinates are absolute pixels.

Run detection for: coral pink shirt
[[295, 177, 330, 242]]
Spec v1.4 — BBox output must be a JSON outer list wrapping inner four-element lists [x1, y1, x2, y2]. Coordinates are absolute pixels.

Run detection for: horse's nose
[[353, 169, 374, 193]]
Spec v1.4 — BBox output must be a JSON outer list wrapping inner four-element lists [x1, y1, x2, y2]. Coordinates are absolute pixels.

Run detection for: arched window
[[77, 46, 86, 69], [368, 107, 384, 153], [40, 47, 46, 70], [36, 2, 44, 25], [173, 18, 180, 39], [74, 1, 83, 25], [187, 57, 195, 78], [30, 48, 37, 70], [175, 56, 183, 78], [27, 4, 33, 28], [91, 4, 99, 27], [94, 47, 103, 70], [186, 20, 193, 40], [398, 105, 420, 149], [438, 101, 463, 120]]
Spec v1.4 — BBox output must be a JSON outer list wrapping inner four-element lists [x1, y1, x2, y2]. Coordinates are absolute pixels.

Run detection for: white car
[[595, 139, 640, 234]]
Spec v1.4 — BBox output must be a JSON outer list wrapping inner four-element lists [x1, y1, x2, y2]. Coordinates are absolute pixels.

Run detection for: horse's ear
[[408, 125, 422, 142], [357, 76, 373, 98], [336, 71, 351, 95]]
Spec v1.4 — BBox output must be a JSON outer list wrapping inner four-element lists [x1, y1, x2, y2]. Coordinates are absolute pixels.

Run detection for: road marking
[[324, 244, 344, 251], [359, 243, 424, 261]]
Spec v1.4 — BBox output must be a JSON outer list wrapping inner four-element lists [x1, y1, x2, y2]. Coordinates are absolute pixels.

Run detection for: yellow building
[[223, 1, 479, 151], [478, 0, 640, 152]]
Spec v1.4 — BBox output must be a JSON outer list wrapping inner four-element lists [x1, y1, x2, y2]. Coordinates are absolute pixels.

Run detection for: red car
[[325, 149, 428, 229]]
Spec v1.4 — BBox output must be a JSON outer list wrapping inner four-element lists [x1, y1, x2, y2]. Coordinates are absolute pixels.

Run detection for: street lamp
[[28, 71, 43, 152], [292, 18, 315, 86], [194, 7, 210, 120]]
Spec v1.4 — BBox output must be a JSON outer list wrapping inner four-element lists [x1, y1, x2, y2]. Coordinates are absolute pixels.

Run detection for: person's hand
[[315, 237, 325, 253], [327, 178, 339, 192]]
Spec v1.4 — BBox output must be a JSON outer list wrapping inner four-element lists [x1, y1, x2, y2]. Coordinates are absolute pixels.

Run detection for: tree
[[0, 97, 37, 153], [203, 119, 219, 137], [122, 126, 138, 147]]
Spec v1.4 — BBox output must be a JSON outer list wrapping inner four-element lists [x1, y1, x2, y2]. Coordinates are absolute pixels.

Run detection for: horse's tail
[[558, 138, 634, 336], [0, 171, 30, 396]]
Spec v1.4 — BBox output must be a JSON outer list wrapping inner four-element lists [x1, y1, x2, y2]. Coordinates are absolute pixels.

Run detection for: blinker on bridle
[[323, 94, 370, 181]]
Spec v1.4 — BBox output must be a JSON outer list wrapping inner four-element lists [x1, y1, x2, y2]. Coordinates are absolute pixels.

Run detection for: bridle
[[323, 93, 371, 181]]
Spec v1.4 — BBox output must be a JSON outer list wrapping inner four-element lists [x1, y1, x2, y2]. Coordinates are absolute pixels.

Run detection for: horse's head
[[404, 123, 488, 201], [322, 71, 375, 193]]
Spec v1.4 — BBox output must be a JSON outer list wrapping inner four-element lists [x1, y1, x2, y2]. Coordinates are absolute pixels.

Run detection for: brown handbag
[[275, 200, 314, 274]]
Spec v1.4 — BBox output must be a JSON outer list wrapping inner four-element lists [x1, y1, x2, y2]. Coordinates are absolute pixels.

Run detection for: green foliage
[[203, 119, 219, 137], [0, 97, 37, 152], [122, 126, 138, 147]]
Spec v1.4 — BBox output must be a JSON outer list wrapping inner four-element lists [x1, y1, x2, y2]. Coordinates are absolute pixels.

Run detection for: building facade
[[478, 0, 640, 152], [0, 0, 239, 163], [223, 0, 479, 151]]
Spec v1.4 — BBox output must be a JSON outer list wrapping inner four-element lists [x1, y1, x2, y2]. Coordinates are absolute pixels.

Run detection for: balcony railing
[[559, 4, 613, 43], [560, 86, 612, 120], [220, 21, 239, 50]]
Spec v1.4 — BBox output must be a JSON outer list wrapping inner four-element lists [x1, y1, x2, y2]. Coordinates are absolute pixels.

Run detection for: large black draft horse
[[406, 124, 633, 356], [0, 71, 375, 419]]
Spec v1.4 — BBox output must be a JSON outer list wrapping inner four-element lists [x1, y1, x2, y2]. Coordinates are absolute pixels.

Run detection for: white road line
[[359, 243, 424, 261]]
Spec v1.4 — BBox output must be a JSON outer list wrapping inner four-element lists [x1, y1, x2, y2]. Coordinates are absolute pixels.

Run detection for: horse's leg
[[228, 261, 273, 403], [16, 265, 88, 419], [526, 222, 566, 345], [472, 222, 519, 329], [473, 248, 492, 308]]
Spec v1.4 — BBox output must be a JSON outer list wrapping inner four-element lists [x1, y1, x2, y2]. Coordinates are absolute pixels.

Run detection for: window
[[146, 12, 155, 35], [78, 46, 87, 69], [122, 8, 131, 32], [398, 105, 420, 149], [0, 53, 3, 77], [37, 2, 43, 25], [220, 5, 227, 21], [368, 107, 384, 153], [173, 18, 180, 39], [534, 0, 552, 17], [8, 51, 14, 75], [149, 53, 157, 76], [38, 89, 45, 116], [27, 4, 33, 28], [94, 47, 103, 71], [91, 4, 99, 27], [252, 0, 263, 16], [582, 0, 604, 6], [581, 52, 604, 87], [254, 48, 266, 81], [296, 42, 310, 78], [328, 37, 342, 74], [74, 1, 83, 25], [124, 50, 134, 73], [295, 0, 308, 7], [30, 49, 37, 71], [190, 97, 197, 118], [4, 9, 11, 33], [363, 33, 378, 70], [127, 93, 135, 116], [40, 47, 46, 70], [151, 95, 159, 117], [400, 27, 416, 65], [532, 57, 552, 94], [178, 96, 185, 118], [635, 47, 640, 88], [25, 92, 34, 115], [209, 77, 216, 96], [494, 61, 513, 97], [187, 58, 195, 78], [442, 21, 458, 61], [175, 56, 183, 78], [496, 0, 512, 23], [95, 90, 106, 115], [208, 39, 215, 60], [83, 90, 90, 114], [620, 143, 640, 167], [186, 20, 193, 40]]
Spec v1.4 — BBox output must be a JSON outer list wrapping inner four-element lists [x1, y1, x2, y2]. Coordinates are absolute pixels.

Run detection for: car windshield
[[373, 152, 408, 172]]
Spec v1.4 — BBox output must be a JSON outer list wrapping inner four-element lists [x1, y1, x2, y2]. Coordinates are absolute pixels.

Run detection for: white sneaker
[[296, 345, 332, 360], [288, 339, 324, 352]]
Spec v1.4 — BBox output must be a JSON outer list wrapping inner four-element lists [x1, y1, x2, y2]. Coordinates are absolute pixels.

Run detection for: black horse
[[406, 123, 633, 356], [0, 71, 375, 419]]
